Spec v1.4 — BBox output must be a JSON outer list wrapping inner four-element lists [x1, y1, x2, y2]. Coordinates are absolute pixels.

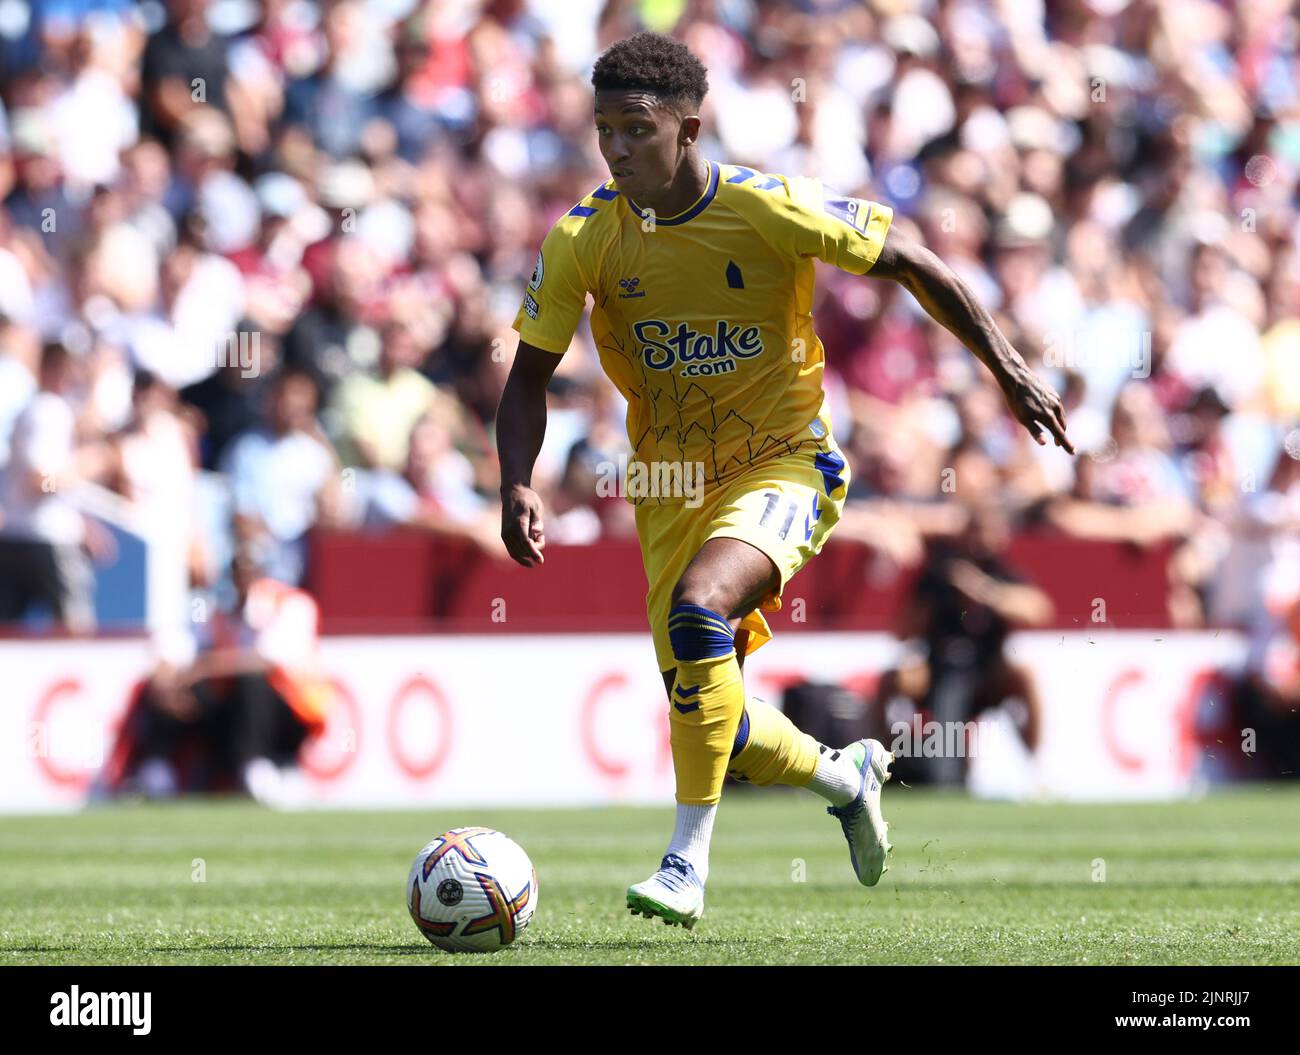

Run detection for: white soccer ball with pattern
[[407, 827, 538, 953]]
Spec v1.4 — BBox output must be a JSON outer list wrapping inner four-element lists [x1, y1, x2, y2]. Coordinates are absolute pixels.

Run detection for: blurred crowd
[[0, 0, 1298, 698]]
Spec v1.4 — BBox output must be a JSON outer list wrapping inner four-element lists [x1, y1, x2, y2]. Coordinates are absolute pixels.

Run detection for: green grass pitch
[[3, 788, 1298, 965]]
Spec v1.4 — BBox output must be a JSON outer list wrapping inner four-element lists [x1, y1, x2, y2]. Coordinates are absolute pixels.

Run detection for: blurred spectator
[[0, 322, 40, 467], [281, 0, 388, 159], [373, 27, 447, 164], [225, 172, 315, 335], [330, 317, 450, 471], [140, 0, 238, 151], [52, 24, 140, 193], [1211, 440, 1300, 630], [282, 231, 380, 394], [1061, 384, 1193, 515], [870, 502, 1053, 784], [112, 545, 332, 803], [180, 351, 279, 471], [1236, 595, 1300, 779], [0, 0, 1294, 646], [1167, 240, 1264, 410], [358, 410, 501, 555], [221, 365, 342, 585], [1044, 383, 1209, 623], [4, 100, 84, 260], [541, 441, 604, 545], [0, 340, 105, 630], [106, 368, 208, 588]]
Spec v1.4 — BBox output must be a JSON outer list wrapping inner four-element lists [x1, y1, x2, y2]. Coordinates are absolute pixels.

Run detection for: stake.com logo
[[633, 318, 765, 377]]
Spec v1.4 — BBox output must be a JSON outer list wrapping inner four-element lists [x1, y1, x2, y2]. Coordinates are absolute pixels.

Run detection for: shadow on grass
[[6, 943, 428, 956], [7, 940, 759, 966], [522, 936, 769, 951], [130, 943, 432, 955]]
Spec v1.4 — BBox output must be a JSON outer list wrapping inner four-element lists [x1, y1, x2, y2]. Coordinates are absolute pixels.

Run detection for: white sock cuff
[[666, 803, 717, 882], [806, 743, 860, 807]]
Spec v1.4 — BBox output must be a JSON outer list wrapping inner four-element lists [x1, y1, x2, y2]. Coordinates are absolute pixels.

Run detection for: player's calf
[[627, 601, 747, 928]]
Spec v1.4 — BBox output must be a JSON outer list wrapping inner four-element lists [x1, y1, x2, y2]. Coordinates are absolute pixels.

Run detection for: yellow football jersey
[[512, 161, 893, 499]]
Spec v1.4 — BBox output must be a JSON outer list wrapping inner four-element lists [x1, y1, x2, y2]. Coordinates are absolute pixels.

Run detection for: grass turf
[[2, 787, 1298, 965]]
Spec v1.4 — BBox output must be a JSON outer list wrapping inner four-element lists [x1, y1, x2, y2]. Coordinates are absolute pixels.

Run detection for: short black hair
[[591, 32, 708, 112]]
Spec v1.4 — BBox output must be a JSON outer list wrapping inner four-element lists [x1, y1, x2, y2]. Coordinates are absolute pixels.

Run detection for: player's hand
[[999, 366, 1075, 454], [501, 483, 546, 567]]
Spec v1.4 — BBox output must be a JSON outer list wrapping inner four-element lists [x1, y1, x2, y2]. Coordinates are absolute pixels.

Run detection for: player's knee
[[669, 574, 734, 615], [666, 601, 735, 663]]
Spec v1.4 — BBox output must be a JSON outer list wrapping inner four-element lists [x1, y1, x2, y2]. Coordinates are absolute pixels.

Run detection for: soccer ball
[[406, 827, 538, 953]]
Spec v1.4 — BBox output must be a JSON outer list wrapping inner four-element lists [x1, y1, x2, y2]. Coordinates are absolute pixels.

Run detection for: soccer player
[[496, 32, 1073, 928]]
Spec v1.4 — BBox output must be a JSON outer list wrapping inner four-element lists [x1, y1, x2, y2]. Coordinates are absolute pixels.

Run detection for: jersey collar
[[627, 161, 719, 227]]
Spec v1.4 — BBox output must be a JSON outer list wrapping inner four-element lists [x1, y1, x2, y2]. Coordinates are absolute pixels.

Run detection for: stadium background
[[2, 0, 1299, 816]]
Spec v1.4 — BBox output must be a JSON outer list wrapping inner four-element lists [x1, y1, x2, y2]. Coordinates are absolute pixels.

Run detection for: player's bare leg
[[627, 537, 777, 928], [720, 657, 895, 888], [629, 540, 892, 928], [657, 572, 895, 890]]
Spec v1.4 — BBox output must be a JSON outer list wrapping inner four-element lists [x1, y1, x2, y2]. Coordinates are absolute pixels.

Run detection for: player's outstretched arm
[[496, 339, 563, 567], [870, 231, 1075, 454]]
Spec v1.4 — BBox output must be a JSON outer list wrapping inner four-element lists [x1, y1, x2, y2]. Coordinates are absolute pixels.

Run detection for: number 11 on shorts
[[758, 491, 801, 541]]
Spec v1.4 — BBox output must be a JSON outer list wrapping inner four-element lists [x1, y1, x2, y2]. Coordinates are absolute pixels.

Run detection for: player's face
[[594, 91, 684, 203]]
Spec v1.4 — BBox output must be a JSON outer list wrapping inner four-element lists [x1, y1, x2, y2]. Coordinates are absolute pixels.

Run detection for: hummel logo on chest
[[618, 277, 645, 298]]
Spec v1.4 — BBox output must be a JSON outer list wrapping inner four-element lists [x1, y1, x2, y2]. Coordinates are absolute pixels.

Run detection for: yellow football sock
[[667, 604, 747, 806], [726, 695, 821, 789]]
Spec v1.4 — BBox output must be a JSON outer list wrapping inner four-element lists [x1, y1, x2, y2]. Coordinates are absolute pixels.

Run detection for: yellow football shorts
[[634, 447, 850, 672]]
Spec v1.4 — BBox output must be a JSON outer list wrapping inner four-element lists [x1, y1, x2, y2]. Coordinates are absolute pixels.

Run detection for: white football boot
[[626, 853, 705, 929], [826, 738, 894, 886]]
